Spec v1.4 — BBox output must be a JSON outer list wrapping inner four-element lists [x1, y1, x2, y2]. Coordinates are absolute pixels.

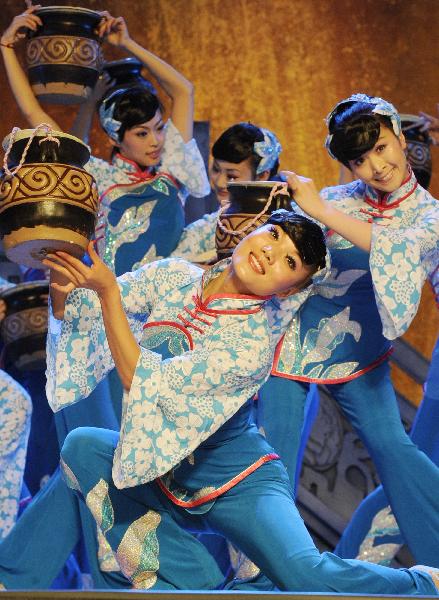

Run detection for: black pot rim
[[34, 6, 101, 18], [227, 180, 285, 190], [0, 280, 49, 300]]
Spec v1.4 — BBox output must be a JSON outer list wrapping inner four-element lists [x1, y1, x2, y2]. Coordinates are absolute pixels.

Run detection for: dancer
[[0, 5, 207, 587], [28, 209, 438, 595], [324, 114, 439, 566], [173, 122, 320, 495], [1, 6, 209, 277], [272, 93, 439, 568]]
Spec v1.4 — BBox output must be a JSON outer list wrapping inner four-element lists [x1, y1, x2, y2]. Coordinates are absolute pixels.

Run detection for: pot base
[[31, 81, 93, 105], [3, 226, 89, 268]]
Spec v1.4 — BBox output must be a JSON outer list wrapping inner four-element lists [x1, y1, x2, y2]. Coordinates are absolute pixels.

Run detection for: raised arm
[[98, 12, 194, 142], [281, 170, 372, 252], [70, 72, 113, 143], [0, 6, 60, 130]]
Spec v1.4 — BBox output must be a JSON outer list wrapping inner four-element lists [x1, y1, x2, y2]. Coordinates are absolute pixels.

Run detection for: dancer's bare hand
[[280, 170, 326, 220], [43, 241, 118, 299], [1, 5, 42, 47], [97, 11, 130, 48]]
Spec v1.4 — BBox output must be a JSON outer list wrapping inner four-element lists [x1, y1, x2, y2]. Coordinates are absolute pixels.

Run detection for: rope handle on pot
[[2, 123, 60, 180], [217, 182, 290, 236]]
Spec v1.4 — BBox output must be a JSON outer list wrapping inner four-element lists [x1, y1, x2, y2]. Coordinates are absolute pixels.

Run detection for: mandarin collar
[[195, 259, 271, 314], [112, 152, 155, 177], [363, 166, 418, 210]]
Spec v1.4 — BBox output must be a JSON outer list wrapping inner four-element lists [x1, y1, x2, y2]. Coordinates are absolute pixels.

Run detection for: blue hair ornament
[[253, 128, 282, 174]]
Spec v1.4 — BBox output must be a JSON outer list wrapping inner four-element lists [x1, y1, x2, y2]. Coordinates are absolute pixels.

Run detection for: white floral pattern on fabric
[[171, 210, 219, 262], [160, 120, 210, 199], [0, 370, 32, 539], [274, 172, 439, 381], [370, 209, 439, 339], [46, 258, 313, 489]]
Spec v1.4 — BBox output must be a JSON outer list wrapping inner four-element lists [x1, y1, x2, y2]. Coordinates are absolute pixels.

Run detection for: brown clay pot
[[0, 280, 48, 371], [0, 128, 98, 268], [26, 6, 103, 105], [400, 114, 433, 190], [216, 181, 292, 260]]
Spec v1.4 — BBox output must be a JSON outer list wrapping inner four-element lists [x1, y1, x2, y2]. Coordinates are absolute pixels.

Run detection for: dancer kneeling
[[0, 212, 437, 593]]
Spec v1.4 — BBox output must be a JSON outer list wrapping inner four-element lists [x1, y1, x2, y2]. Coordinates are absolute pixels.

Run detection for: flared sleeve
[[171, 209, 219, 262], [46, 265, 157, 412], [160, 120, 210, 199], [112, 318, 272, 489], [370, 210, 439, 339]]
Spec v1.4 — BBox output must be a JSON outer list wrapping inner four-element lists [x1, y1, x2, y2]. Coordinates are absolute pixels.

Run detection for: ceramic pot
[[0, 280, 48, 371], [26, 6, 103, 104], [0, 127, 98, 268], [216, 181, 292, 260], [101, 57, 156, 99], [401, 114, 433, 190]]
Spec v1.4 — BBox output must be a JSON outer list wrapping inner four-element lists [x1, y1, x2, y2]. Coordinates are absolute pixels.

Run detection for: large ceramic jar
[[101, 57, 156, 100], [0, 281, 49, 372], [26, 6, 103, 104], [0, 126, 98, 268], [400, 114, 433, 190], [216, 181, 292, 260]]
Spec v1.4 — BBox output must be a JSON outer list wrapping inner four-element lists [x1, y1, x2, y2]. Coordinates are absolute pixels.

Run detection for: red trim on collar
[[193, 292, 268, 316], [156, 453, 280, 508], [364, 171, 417, 212], [113, 152, 153, 174]]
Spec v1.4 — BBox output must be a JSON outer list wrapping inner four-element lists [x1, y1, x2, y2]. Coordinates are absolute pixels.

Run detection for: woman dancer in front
[[0, 5, 208, 588], [0, 209, 435, 593], [272, 93, 439, 567]]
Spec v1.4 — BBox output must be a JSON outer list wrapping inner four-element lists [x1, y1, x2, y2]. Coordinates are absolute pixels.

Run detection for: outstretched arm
[[0, 6, 60, 130], [98, 12, 194, 142], [44, 242, 140, 390], [281, 170, 372, 252]]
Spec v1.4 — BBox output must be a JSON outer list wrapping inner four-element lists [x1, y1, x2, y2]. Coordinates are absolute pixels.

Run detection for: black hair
[[327, 100, 396, 167], [212, 122, 279, 178], [266, 210, 327, 272], [100, 87, 163, 144]]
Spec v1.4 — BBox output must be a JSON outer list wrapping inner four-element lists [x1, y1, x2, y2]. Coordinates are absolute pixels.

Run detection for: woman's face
[[348, 125, 409, 193], [113, 109, 166, 168], [230, 223, 313, 297], [209, 157, 262, 207]]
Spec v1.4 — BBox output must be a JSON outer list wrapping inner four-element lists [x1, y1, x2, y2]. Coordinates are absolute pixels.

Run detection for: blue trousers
[[0, 467, 131, 590], [258, 379, 319, 492], [48, 426, 437, 594], [336, 338, 439, 561], [263, 360, 439, 567]]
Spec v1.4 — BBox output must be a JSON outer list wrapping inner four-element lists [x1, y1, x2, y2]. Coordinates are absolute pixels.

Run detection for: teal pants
[[53, 426, 437, 594], [261, 360, 439, 567]]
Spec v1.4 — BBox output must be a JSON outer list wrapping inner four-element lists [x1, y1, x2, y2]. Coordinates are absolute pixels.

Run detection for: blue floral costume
[[51, 120, 210, 586], [89, 119, 210, 275], [1, 257, 436, 594], [261, 170, 439, 567], [0, 367, 31, 540]]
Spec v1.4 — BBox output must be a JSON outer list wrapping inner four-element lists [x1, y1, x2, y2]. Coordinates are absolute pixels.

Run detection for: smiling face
[[348, 125, 409, 193], [111, 109, 166, 168], [230, 223, 314, 297]]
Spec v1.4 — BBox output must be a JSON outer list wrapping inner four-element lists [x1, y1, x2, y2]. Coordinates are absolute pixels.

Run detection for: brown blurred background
[[0, 0, 438, 405]]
